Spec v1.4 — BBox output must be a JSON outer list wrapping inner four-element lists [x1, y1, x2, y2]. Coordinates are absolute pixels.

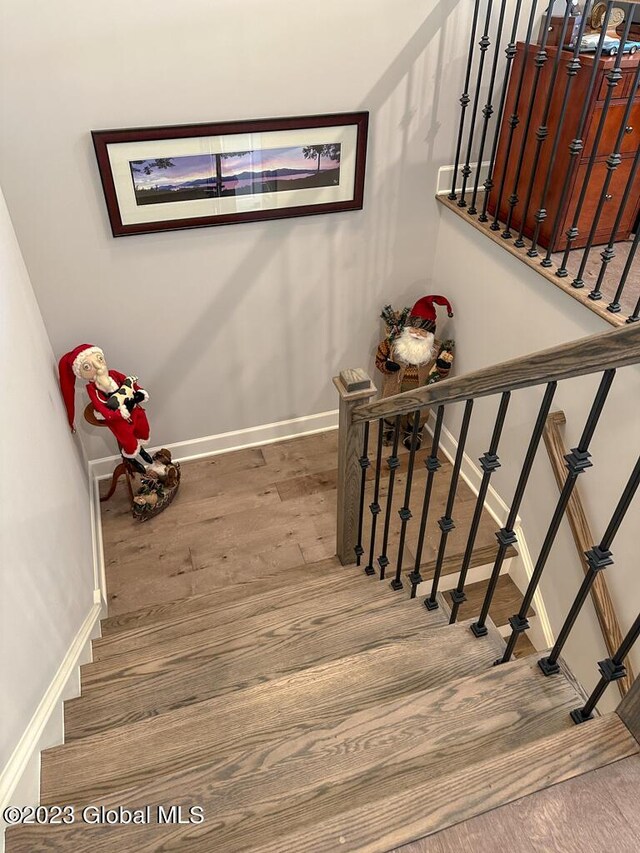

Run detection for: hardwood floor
[[394, 755, 640, 853], [6, 432, 637, 852]]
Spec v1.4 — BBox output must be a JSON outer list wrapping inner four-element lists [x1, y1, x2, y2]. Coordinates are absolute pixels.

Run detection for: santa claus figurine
[[375, 295, 455, 448], [58, 344, 154, 473]]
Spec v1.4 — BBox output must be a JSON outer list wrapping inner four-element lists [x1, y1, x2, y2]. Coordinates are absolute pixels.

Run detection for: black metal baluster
[[391, 412, 422, 591], [424, 399, 474, 611], [450, 392, 511, 624], [480, 0, 525, 222], [573, 63, 640, 288], [539, 454, 640, 676], [364, 419, 384, 576], [469, 0, 511, 216], [620, 230, 640, 322], [527, 3, 593, 257], [502, 2, 555, 241], [458, 0, 495, 209], [498, 370, 616, 664], [490, 0, 540, 232], [449, 0, 484, 201], [409, 406, 444, 599], [571, 610, 640, 724], [542, 6, 612, 269], [354, 420, 371, 566], [378, 415, 401, 581], [471, 382, 557, 637], [557, 12, 633, 280], [592, 145, 640, 306]]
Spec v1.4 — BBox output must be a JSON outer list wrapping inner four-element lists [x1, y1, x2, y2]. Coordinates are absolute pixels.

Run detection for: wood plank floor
[[393, 754, 640, 853], [99, 433, 510, 619]]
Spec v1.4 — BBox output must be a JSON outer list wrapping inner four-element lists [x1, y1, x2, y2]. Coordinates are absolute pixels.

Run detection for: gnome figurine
[[375, 295, 455, 449], [58, 344, 154, 473]]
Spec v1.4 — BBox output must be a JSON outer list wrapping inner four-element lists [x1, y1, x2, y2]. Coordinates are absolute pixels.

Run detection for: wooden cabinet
[[488, 42, 640, 252]]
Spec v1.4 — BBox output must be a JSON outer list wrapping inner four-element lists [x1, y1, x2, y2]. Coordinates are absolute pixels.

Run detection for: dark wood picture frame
[[92, 112, 369, 237]]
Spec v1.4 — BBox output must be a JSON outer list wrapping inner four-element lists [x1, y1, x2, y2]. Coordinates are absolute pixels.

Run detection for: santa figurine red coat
[[375, 295, 455, 448], [58, 344, 153, 472]]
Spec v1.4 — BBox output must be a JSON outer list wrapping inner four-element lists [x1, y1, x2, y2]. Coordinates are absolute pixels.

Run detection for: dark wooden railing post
[[334, 369, 376, 565], [617, 671, 640, 745]]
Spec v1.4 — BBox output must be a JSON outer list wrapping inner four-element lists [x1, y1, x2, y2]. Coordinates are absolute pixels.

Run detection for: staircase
[[6, 324, 640, 851], [6, 422, 640, 850]]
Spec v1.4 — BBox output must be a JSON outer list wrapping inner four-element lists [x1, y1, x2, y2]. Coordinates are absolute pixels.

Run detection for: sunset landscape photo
[[130, 143, 342, 205]]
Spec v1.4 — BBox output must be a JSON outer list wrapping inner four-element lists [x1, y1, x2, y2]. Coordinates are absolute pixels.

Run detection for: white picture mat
[[107, 125, 359, 225]]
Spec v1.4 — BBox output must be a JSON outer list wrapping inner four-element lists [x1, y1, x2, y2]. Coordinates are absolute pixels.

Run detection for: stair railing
[[335, 321, 640, 723]]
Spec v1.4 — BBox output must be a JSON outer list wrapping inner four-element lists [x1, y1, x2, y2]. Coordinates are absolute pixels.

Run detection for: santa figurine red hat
[[408, 295, 454, 330], [58, 344, 153, 472]]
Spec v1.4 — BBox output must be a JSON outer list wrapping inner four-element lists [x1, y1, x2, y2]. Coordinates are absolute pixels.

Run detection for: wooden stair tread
[[249, 714, 638, 853], [93, 560, 366, 661], [445, 574, 534, 628], [42, 619, 505, 804], [82, 582, 444, 687], [65, 593, 449, 740], [99, 557, 343, 637], [7, 657, 604, 853]]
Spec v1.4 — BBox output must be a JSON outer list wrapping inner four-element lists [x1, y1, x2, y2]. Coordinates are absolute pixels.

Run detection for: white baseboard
[[436, 161, 490, 197], [427, 413, 554, 652], [87, 409, 339, 480], [0, 596, 103, 848]]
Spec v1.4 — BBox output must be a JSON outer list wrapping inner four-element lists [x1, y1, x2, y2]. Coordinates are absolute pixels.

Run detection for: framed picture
[[92, 112, 369, 237]]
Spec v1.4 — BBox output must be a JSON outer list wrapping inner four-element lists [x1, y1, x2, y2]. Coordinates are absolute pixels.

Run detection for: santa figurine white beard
[[393, 326, 436, 366]]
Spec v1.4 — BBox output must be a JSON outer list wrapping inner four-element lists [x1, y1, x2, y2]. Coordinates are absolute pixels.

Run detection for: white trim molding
[[436, 161, 490, 197], [88, 409, 339, 480], [0, 597, 102, 847]]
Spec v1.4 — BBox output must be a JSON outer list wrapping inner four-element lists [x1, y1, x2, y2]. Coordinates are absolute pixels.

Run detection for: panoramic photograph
[[130, 143, 342, 205]]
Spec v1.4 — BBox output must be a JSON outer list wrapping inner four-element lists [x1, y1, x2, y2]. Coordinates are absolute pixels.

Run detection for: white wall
[[0, 0, 471, 461], [431, 207, 640, 712], [0, 187, 96, 781]]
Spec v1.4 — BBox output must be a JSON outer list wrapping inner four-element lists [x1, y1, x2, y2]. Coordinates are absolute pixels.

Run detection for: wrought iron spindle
[[391, 412, 422, 591], [591, 145, 640, 306], [424, 399, 474, 610], [542, 5, 612, 269], [469, 0, 511, 216], [479, 0, 525, 222], [449, 0, 483, 201], [409, 406, 444, 599], [498, 370, 616, 664], [449, 392, 511, 624], [527, 3, 593, 256], [458, 0, 495, 208], [364, 419, 384, 576], [471, 382, 557, 637], [557, 12, 633, 279], [491, 0, 540, 232], [573, 63, 640, 288], [354, 420, 371, 566], [621, 229, 640, 321], [502, 2, 555, 241], [571, 610, 640, 724], [378, 416, 401, 581], [539, 454, 640, 676]]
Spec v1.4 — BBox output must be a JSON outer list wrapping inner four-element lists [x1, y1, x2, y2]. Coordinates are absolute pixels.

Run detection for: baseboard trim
[[0, 598, 102, 839], [87, 409, 339, 480], [427, 412, 554, 652]]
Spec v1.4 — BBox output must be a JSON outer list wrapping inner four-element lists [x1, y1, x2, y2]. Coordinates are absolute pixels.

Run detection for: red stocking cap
[[58, 344, 104, 432], [410, 295, 454, 325]]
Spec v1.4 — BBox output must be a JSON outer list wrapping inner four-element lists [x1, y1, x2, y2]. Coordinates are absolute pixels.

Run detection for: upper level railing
[[443, 0, 640, 325], [334, 321, 640, 723]]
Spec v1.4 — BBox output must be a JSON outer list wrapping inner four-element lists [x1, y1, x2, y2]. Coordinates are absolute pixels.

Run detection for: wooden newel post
[[333, 368, 377, 565]]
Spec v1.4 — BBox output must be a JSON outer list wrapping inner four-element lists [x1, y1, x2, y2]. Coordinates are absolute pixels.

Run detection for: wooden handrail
[[352, 321, 640, 424], [544, 411, 634, 698]]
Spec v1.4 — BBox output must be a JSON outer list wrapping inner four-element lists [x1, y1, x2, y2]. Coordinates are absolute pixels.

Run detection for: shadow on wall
[[145, 0, 460, 430]]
